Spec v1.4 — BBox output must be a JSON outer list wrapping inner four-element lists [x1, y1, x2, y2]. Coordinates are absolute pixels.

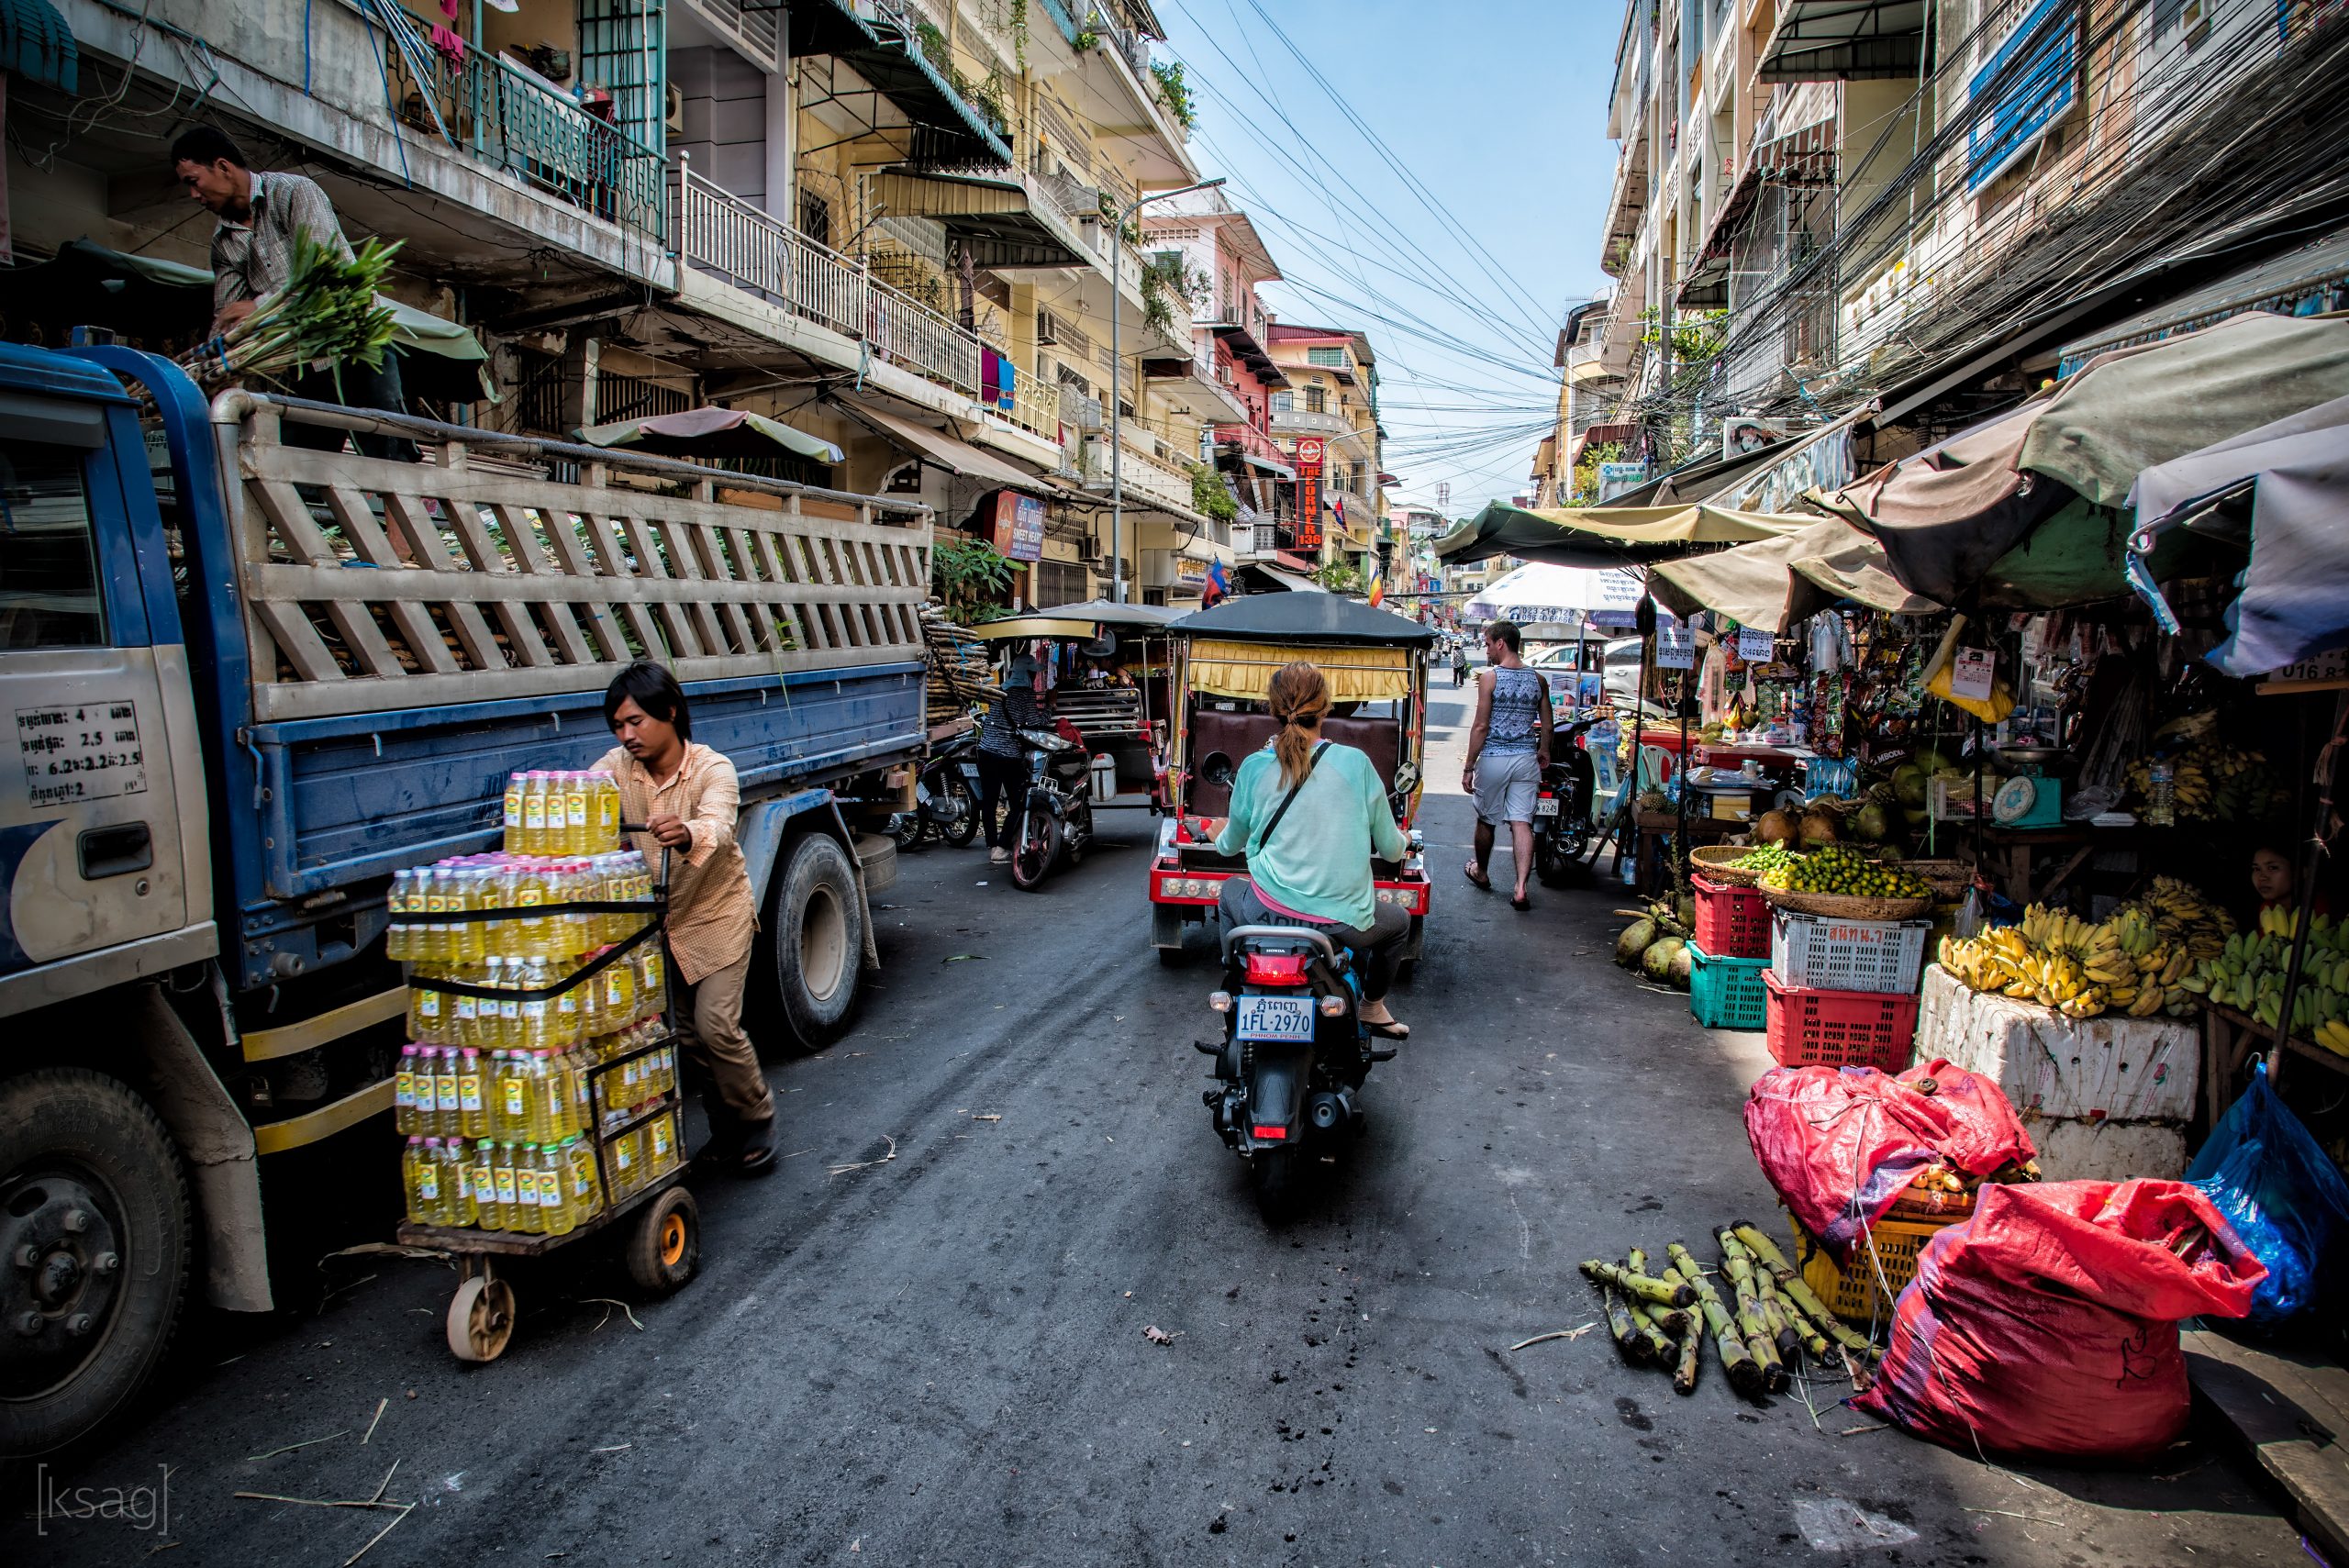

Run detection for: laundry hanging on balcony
[[979, 348, 1016, 413]]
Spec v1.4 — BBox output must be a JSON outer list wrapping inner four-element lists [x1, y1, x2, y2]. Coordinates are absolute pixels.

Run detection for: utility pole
[[1110, 177, 1225, 603]]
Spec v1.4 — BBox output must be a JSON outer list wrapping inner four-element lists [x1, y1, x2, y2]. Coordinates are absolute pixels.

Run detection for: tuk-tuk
[[972, 599, 1178, 812], [1149, 595, 1435, 970]]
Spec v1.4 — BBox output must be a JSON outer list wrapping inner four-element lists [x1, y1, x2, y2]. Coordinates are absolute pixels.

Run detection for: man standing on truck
[[171, 125, 417, 462], [598, 662, 778, 1177]]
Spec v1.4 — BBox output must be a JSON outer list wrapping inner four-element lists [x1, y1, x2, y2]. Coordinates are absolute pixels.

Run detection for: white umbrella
[[1461, 562, 1647, 628]]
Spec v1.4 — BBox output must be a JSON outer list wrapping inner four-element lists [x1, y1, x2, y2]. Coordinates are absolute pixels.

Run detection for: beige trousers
[[674, 952, 773, 1125]]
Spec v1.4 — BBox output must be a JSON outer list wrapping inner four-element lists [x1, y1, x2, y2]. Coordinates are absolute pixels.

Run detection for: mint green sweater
[[1215, 742, 1408, 929]]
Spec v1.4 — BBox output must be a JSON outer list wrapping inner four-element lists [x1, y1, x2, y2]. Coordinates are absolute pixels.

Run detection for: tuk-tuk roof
[[1168, 595, 1437, 647], [971, 599, 1181, 640]]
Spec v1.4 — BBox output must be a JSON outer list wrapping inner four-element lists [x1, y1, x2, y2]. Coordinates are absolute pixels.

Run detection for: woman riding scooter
[[1213, 661, 1413, 1040]]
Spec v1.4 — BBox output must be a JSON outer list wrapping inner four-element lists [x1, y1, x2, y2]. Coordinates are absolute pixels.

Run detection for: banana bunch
[[2133, 875, 2232, 961], [2191, 910, 2349, 1049], [2124, 743, 2274, 822], [1938, 900, 2202, 1020]]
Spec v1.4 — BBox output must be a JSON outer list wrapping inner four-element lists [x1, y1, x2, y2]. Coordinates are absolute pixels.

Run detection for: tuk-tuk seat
[[1185, 707, 1402, 817]]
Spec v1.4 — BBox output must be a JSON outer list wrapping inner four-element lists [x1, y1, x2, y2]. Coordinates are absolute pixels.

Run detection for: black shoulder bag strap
[[1252, 741, 1330, 858]]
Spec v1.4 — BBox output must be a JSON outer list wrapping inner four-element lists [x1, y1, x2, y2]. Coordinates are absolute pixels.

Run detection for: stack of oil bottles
[[391, 769, 683, 1236]]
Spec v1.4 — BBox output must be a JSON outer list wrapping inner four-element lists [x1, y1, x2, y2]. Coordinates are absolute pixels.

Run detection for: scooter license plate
[[1535, 796, 1561, 817], [1235, 995, 1316, 1042]]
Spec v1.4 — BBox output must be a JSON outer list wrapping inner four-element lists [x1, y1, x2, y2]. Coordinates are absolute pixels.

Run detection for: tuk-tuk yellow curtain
[[1186, 640, 1415, 702]]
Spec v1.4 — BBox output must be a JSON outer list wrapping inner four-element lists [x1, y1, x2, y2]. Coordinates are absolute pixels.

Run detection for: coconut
[[1853, 801, 1890, 841], [1666, 942, 1695, 989], [1642, 935, 1684, 981], [1798, 809, 1841, 847], [1892, 763, 1928, 807], [1617, 917, 1657, 967], [1755, 808, 1798, 847]]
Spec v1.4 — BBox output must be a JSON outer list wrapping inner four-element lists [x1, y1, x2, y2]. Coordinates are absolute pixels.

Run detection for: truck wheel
[[0, 1067, 191, 1458], [767, 834, 865, 1051]]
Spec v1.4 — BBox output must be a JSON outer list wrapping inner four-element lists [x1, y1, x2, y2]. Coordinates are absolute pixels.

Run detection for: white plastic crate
[[1771, 909, 1932, 994]]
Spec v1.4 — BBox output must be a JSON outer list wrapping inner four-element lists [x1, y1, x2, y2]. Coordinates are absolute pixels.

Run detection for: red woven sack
[[1743, 1058, 2036, 1261], [1854, 1180, 2266, 1462]]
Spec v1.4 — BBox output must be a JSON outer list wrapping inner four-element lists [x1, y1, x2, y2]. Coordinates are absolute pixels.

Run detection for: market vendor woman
[[597, 662, 776, 1176]]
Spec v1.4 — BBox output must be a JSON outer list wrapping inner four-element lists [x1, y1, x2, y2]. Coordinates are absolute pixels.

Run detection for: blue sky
[[1153, 0, 1624, 519]]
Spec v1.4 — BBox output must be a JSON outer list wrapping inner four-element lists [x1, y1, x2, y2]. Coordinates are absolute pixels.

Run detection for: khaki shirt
[[210, 170, 355, 319], [596, 742, 756, 985]]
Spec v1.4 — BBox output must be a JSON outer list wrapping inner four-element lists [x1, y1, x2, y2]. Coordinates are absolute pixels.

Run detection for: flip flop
[[1464, 861, 1493, 890], [1365, 1018, 1410, 1040], [1510, 892, 1531, 912]]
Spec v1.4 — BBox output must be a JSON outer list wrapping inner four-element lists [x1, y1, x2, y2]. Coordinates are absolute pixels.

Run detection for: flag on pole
[[1367, 558, 1386, 608], [1204, 557, 1229, 606]]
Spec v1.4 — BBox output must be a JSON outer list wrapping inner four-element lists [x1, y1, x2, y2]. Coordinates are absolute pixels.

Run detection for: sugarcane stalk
[[1578, 1258, 1695, 1309], [1598, 1281, 1649, 1363], [1665, 1241, 1759, 1396], [1661, 1266, 1701, 1396], [1639, 1302, 1695, 1340], [1732, 1221, 1883, 1363], [1757, 1267, 1824, 1362], [1713, 1229, 1786, 1391]]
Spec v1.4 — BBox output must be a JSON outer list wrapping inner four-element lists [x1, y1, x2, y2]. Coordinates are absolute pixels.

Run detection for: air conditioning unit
[[665, 84, 685, 137], [1036, 308, 1066, 346]]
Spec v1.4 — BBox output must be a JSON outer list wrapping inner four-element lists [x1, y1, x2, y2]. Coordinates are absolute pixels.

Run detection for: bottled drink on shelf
[[471, 1140, 504, 1231], [438, 1137, 476, 1228]]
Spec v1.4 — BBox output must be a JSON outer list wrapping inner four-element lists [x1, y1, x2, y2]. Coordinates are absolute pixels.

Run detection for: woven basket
[[1692, 845, 1765, 887], [1899, 859, 1970, 901], [1761, 887, 1936, 921]]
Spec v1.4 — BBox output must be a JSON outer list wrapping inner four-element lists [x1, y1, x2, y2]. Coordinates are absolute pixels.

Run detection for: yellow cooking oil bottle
[[535, 1144, 574, 1236], [647, 1111, 677, 1178], [438, 1136, 476, 1228], [490, 1142, 524, 1232], [455, 1047, 488, 1139], [503, 772, 525, 853], [593, 772, 621, 854], [432, 1046, 463, 1137], [470, 1140, 504, 1230], [560, 772, 587, 857], [562, 1133, 602, 1219], [402, 1136, 431, 1223], [520, 771, 549, 855]]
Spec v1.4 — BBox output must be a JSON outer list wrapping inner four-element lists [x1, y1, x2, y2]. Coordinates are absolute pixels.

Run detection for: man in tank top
[[1463, 619, 1552, 910]]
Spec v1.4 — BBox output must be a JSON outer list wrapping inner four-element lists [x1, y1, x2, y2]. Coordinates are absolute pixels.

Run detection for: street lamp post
[[1109, 176, 1225, 604]]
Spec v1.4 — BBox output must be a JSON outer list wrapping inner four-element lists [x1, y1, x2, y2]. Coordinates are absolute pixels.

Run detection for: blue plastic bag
[[2187, 1062, 2349, 1327]]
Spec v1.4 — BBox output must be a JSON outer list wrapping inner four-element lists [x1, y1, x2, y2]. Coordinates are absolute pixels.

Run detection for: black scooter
[[1008, 724, 1096, 890], [893, 729, 984, 850], [1198, 923, 1395, 1218], [1532, 718, 1599, 884]]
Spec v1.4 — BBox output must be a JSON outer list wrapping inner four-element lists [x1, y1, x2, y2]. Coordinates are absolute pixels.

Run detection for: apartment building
[[8, 0, 1242, 611], [1529, 296, 1631, 506], [1592, 0, 2349, 504], [1266, 323, 1386, 583]]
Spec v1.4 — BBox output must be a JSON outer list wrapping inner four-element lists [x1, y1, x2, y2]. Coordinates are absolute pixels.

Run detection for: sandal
[[1510, 892, 1531, 912], [1365, 1018, 1410, 1040], [1464, 860, 1493, 890]]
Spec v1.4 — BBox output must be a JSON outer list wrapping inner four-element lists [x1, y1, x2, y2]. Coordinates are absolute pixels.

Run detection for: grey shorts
[[1474, 750, 1542, 825]]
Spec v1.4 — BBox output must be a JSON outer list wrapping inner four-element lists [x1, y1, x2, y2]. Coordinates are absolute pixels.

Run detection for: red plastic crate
[[1762, 971, 1919, 1073], [1691, 875, 1771, 959]]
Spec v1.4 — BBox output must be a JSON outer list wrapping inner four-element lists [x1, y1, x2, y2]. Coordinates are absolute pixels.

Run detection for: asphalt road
[[6, 680, 2300, 1566]]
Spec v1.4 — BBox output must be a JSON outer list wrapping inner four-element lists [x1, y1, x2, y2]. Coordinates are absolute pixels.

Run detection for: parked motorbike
[[893, 729, 983, 850], [1198, 923, 1397, 1217], [1532, 718, 1599, 885], [1008, 722, 1096, 890]]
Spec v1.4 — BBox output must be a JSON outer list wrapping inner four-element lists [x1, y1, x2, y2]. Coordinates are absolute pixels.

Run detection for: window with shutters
[[1305, 384, 1326, 414], [1036, 559, 1090, 606], [1269, 391, 1293, 414]]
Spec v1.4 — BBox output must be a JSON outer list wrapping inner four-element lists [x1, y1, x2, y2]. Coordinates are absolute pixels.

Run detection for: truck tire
[[0, 1067, 191, 1459], [766, 834, 865, 1051]]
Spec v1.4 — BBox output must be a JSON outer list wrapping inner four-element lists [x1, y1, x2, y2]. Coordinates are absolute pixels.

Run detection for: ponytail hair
[[1267, 660, 1331, 788]]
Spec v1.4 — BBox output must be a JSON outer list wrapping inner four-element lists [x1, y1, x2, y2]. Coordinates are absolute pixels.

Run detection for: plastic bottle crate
[[1787, 1209, 1965, 1323], [1688, 940, 1770, 1029], [1762, 971, 1919, 1073], [1771, 909, 1932, 994], [1691, 875, 1771, 958]]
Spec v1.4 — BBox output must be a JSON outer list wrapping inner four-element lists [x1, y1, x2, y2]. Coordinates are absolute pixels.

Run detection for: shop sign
[[2260, 647, 2349, 694], [1735, 627, 1774, 662], [990, 491, 1046, 562], [1295, 442, 1323, 548], [1655, 621, 1695, 670], [1176, 555, 1208, 584], [1597, 461, 1648, 501]]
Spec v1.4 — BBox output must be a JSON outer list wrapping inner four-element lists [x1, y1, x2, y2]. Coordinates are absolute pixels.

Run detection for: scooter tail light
[[1251, 1125, 1289, 1140], [1243, 953, 1309, 985], [1208, 990, 1232, 1013], [1317, 995, 1347, 1018]]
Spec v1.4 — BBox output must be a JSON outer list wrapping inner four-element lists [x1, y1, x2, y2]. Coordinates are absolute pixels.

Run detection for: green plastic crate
[[1689, 940, 1769, 1029]]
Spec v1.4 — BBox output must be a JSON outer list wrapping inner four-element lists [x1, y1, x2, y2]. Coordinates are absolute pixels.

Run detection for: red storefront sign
[[990, 490, 1046, 562], [1294, 439, 1324, 549]]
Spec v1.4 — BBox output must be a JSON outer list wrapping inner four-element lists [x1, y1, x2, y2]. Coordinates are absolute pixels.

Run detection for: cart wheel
[[626, 1188, 700, 1296], [446, 1274, 517, 1363]]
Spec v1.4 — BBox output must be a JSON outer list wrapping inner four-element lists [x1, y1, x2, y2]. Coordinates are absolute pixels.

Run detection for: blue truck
[[0, 344, 933, 1455]]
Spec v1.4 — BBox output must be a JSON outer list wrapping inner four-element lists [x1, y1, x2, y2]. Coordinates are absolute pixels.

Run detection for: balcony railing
[[1268, 406, 1351, 438], [391, 46, 667, 243], [675, 161, 982, 401], [1085, 431, 1199, 516], [1212, 421, 1287, 468]]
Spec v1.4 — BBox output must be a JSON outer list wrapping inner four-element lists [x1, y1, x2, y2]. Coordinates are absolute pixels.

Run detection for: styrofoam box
[[1915, 965, 2200, 1122], [2023, 1114, 2188, 1184]]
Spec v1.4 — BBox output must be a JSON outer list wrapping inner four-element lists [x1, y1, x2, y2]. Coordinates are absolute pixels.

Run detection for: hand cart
[[393, 842, 704, 1362]]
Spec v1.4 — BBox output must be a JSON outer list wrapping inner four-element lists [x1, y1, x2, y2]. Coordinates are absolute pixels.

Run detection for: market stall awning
[[2056, 227, 2349, 375], [1433, 501, 1813, 570], [833, 397, 1057, 493], [1240, 562, 1326, 593], [2130, 394, 2349, 677], [1460, 562, 1647, 628], [577, 406, 844, 462], [1817, 311, 2349, 607], [1647, 517, 1942, 633], [969, 599, 1182, 641]]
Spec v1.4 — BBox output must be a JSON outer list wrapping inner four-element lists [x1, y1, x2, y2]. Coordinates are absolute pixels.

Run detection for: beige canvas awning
[[1648, 517, 1941, 631], [834, 397, 1062, 495]]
